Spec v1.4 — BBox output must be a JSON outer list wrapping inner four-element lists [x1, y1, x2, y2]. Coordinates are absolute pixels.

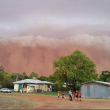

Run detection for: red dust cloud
[[0, 35, 110, 76]]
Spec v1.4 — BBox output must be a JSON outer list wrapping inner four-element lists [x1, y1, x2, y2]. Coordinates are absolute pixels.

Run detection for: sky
[[0, 0, 110, 37], [0, 0, 110, 75]]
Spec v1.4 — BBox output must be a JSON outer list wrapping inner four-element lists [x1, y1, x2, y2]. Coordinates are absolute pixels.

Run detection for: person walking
[[69, 90, 72, 101]]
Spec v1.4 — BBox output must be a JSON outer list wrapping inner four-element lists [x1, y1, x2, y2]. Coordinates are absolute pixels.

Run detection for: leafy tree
[[0, 65, 5, 81], [2, 79, 13, 88], [11, 73, 24, 81], [98, 70, 110, 82], [22, 72, 29, 79], [4, 73, 12, 80], [38, 76, 48, 81], [29, 72, 38, 79], [107, 77, 110, 82], [53, 50, 98, 90], [0, 66, 14, 88], [48, 75, 57, 83]]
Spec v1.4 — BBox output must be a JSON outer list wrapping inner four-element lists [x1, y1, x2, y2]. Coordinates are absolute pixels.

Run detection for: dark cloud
[[0, 0, 110, 37]]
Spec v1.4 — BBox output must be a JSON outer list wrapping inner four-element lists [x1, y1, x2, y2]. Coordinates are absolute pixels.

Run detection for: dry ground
[[0, 93, 110, 109]]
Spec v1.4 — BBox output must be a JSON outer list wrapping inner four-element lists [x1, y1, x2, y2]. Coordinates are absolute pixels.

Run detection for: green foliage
[[2, 79, 13, 88], [0, 66, 5, 81], [0, 65, 29, 88], [57, 82, 64, 89], [29, 72, 38, 79], [98, 70, 110, 82], [53, 50, 98, 90], [0, 66, 14, 88], [48, 75, 57, 83], [52, 83, 74, 92], [60, 86, 74, 91], [37, 91, 71, 97], [52, 82, 63, 92], [22, 72, 29, 79], [4, 73, 12, 80], [52, 84, 58, 92], [38, 76, 48, 81], [11, 73, 25, 81]]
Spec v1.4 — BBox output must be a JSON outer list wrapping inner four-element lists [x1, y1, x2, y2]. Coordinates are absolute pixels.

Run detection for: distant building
[[81, 81, 110, 98], [13, 79, 54, 93]]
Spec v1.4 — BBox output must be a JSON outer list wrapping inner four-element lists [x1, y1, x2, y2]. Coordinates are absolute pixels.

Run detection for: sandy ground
[[0, 93, 110, 109]]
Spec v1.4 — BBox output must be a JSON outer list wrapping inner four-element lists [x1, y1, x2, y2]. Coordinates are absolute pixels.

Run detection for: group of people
[[69, 90, 81, 101], [57, 90, 81, 101], [57, 91, 65, 101]]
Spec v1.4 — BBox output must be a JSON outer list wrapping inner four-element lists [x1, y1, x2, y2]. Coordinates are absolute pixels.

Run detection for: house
[[81, 81, 110, 98], [13, 79, 54, 93]]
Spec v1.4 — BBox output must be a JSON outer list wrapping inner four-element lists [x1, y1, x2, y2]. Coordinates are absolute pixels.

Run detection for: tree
[[48, 75, 57, 83], [11, 73, 24, 81], [0, 65, 5, 81], [29, 72, 38, 79], [98, 70, 110, 82], [22, 72, 29, 79], [38, 76, 48, 81], [4, 73, 12, 80], [0, 66, 14, 88], [53, 50, 98, 90]]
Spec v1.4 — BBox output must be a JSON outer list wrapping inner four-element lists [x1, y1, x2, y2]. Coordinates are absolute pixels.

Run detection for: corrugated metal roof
[[41, 81, 54, 85], [81, 80, 110, 86], [13, 79, 54, 85]]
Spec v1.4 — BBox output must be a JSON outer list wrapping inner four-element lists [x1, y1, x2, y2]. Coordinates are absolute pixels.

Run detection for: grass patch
[[36, 91, 69, 97], [0, 96, 34, 109]]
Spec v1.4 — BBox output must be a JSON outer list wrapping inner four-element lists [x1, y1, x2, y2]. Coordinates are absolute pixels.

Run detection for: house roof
[[27, 84, 37, 87], [81, 81, 110, 86], [13, 79, 54, 85]]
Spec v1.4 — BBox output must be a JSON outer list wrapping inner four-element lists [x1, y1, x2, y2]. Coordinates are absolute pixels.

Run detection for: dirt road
[[0, 93, 110, 109]]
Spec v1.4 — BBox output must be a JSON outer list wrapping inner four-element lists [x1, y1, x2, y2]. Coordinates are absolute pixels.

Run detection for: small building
[[13, 79, 54, 93], [81, 81, 110, 98]]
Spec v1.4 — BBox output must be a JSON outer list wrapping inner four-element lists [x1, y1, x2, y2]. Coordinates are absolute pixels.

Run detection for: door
[[18, 84, 22, 91]]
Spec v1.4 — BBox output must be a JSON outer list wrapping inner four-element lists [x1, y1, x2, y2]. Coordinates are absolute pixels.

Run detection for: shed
[[81, 81, 110, 98]]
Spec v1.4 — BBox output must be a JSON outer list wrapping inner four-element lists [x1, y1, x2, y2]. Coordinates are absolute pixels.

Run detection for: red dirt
[[0, 93, 110, 109]]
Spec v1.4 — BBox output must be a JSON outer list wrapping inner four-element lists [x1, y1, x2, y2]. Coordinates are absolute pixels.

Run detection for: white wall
[[14, 84, 19, 92]]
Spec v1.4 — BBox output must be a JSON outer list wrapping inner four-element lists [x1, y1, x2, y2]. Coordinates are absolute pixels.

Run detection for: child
[[72, 92, 75, 101], [62, 92, 65, 101], [75, 90, 78, 101], [57, 91, 60, 99], [71, 91, 73, 101], [79, 92, 81, 101]]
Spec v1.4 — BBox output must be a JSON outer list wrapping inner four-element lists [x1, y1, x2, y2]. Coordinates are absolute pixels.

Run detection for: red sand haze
[[0, 35, 110, 76]]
